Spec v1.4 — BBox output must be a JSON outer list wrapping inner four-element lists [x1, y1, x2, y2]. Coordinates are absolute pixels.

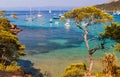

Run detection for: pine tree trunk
[[89, 53, 93, 75], [84, 29, 93, 75]]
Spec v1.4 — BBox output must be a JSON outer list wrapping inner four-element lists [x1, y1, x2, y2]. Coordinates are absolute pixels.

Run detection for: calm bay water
[[6, 11, 120, 77]]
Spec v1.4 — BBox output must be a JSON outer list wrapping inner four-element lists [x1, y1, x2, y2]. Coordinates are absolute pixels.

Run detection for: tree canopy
[[102, 22, 120, 42], [64, 6, 113, 24], [100, 22, 120, 52], [0, 18, 26, 64], [0, 30, 26, 61], [0, 18, 11, 31]]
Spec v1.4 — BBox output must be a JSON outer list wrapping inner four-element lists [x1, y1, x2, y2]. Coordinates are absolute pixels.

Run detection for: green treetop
[[0, 18, 11, 31], [65, 6, 113, 24]]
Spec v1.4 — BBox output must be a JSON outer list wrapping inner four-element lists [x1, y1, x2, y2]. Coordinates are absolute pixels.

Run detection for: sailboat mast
[[30, 8, 32, 18]]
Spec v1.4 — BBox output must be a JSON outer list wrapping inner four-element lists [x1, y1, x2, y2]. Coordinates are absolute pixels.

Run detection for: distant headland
[[95, 0, 120, 11]]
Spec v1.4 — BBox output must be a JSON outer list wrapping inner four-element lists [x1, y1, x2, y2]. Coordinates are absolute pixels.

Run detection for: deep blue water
[[5, 11, 120, 56]]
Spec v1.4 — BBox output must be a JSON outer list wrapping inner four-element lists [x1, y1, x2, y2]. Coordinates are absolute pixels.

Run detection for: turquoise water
[[6, 11, 119, 55], [6, 11, 120, 76]]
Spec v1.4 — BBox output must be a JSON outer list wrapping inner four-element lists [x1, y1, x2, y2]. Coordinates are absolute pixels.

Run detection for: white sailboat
[[53, 13, 59, 19], [49, 9, 52, 14], [59, 13, 63, 17], [49, 9, 53, 23], [25, 8, 33, 22], [37, 14, 42, 17], [37, 10, 42, 17], [55, 21, 59, 25], [59, 10, 64, 18]]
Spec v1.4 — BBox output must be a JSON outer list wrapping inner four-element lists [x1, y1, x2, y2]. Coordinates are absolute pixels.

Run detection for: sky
[[0, 0, 110, 10]]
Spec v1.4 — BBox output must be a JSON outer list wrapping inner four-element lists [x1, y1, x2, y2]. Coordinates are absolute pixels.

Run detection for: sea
[[5, 10, 120, 77]]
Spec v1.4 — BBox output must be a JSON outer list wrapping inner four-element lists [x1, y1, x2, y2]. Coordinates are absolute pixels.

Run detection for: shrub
[[100, 53, 120, 76], [0, 61, 21, 72], [101, 53, 117, 75], [62, 62, 88, 77]]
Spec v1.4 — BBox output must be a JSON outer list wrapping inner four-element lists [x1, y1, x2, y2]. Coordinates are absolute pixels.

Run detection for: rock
[[10, 23, 22, 34], [0, 70, 25, 77]]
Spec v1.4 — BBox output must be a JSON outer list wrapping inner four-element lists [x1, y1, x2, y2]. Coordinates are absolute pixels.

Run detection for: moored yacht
[[25, 8, 33, 22], [53, 13, 59, 19]]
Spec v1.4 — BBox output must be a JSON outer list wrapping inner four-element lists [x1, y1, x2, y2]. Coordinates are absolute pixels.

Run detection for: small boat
[[37, 10, 42, 17], [59, 13, 63, 17], [55, 21, 59, 25], [37, 14, 42, 17], [58, 9, 64, 18], [25, 8, 33, 21], [53, 13, 59, 19], [25, 17, 33, 22], [49, 18, 53, 23], [65, 22, 70, 27], [65, 22, 70, 30], [49, 9, 52, 14]]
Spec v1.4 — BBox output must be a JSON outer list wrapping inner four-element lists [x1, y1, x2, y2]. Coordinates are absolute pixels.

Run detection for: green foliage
[[100, 22, 120, 52], [0, 30, 26, 61], [0, 61, 21, 72], [99, 22, 120, 76], [62, 63, 88, 77], [0, 15, 26, 73], [114, 43, 120, 52], [103, 22, 120, 42], [5, 62, 21, 72], [64, 6, 113, 23], [0, 18, 11, 31], [101, 53, 117, 75]]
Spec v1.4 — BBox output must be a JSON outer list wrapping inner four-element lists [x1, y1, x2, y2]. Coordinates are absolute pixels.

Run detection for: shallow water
[[6, 11, 120, 77]]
